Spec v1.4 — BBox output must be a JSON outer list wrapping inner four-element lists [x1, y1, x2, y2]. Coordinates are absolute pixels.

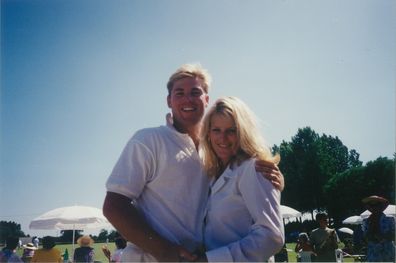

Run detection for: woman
[[199, 96, 284, 262], [73, 235, 95, 263], [31, 236, 62, 263], [361, 195, 395, 262], [294, 232, 315, 262], [21, 243, 37, 262]]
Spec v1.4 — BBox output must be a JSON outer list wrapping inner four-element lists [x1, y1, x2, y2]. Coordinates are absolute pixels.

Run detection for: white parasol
[[280, 205, 302, 219], [29, 205, 112, 250], [360, 204, 396, 219], [338, 227, 354, 235], [342, 215, 363, 225]]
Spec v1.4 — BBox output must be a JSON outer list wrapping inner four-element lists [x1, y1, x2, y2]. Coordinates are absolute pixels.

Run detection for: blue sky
[[1, 0, 395, 237]]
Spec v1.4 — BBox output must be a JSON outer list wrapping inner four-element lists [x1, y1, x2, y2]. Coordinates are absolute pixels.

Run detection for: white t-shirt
[[106, 115, 210, 262], [110, 249, 123, 263], [204, 158, 284, 262]]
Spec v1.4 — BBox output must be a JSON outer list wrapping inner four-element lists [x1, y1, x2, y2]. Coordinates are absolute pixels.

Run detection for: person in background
[[361, 195, 395, 262], [31, 237, 39, 249], [274, 244, 289, 263], [310, 212, 339, 262], [21, 243, 37, 262], [0, 236, 23, 262], [295, 232, 316, 262], [103, 63, 284, 262], [102, 236, 127, 263], [73, 236, 95, 263], [31, 236, 62, 263], [197, 97, 284, 262]]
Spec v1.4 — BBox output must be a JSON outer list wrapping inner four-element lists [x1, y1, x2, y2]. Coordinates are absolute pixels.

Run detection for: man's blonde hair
[[200, 96, 280, 178], [167, 63, 212, 95]]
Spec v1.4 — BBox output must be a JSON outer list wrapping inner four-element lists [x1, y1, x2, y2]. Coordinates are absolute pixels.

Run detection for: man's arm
[[255, 159, 285, 191], [102, 191, 196, 262]]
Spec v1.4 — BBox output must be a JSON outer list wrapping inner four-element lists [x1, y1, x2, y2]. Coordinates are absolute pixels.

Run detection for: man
[[361, 195, 395, 262], [310, 212, 339, 262], [103, 64, 284, 262]]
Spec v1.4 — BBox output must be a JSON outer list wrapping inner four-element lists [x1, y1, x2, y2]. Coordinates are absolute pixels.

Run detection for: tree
[[107, 230, 120, 241], [275, 127, 362, 217], [0, 221, 26, 243], [276, 127, 321, 215], [324, 157, 395, 226], [59, 230, 83, 243], [97, 229, 108, 242]]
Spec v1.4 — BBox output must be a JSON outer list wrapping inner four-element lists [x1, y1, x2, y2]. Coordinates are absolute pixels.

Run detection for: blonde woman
[[199, 97, 284, 262]]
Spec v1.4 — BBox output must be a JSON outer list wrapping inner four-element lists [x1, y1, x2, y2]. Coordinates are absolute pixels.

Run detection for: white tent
[[342, 215, 363, 225], [30, 205, 112, 250], [280, 205, 302, 219], [338, 227, 354, 235], [360, 204, 396, 219]]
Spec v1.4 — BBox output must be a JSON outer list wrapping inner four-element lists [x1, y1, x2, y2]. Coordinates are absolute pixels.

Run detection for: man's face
[[319, 217, 328, 228], [167, 77, 209, 128]]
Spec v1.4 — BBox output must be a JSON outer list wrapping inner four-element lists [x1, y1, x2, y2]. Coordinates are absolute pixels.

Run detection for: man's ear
[[167, 95, 171, 108], [204, 94, 209, 107]]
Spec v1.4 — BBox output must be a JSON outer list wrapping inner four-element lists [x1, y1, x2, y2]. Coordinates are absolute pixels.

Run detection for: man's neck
[[173, 121, 201, 149]]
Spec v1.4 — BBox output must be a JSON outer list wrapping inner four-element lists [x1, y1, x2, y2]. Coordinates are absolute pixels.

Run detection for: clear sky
[[1, 0, 395, 237]]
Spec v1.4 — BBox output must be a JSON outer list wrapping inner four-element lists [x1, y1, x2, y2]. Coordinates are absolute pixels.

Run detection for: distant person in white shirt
[[103, 64, 284, 262], [197, 96, 284, 262], [32, 237, 39, 248]]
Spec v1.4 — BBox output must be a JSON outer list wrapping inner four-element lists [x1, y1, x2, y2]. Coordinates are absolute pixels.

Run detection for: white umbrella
[[360, 204, 396, 219], [338, 227, 354, 235], [29, 205, 112, 250], [342, 215, 363, 225], [281, 205, 302, 219]]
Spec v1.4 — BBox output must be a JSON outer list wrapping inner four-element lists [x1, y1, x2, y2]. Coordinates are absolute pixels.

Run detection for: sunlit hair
[[200, 96, 280, 178], [167, 63, 212, 95]]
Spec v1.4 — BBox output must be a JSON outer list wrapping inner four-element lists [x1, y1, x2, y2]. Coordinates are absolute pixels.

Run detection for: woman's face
[[209, 113, 239, 166]]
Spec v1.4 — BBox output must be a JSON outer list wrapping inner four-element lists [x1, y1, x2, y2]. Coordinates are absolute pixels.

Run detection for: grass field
[[13, 242, 355, 262]]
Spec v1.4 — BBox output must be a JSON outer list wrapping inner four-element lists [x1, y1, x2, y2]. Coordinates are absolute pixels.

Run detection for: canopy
[[280, 205, 302, 219], [338, 227, 354, 235], [342, 215, 363, 225], [29, 205, 110, 230], [30, 205, 112, 250], [360, 204, 396, 219]]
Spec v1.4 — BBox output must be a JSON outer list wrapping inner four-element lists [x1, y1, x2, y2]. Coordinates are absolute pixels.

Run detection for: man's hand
[[176, 245, 198, 262], [255, 159, 284, 191]]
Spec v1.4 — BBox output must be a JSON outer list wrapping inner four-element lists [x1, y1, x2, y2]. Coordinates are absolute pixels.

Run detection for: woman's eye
[[226, 129, 237, 135]]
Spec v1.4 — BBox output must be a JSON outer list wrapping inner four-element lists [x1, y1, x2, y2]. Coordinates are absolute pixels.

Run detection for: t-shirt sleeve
[[106, 136, 155, 200]]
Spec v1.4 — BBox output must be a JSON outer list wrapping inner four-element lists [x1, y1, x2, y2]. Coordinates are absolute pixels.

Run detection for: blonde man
[[103, 64, 284, 262]]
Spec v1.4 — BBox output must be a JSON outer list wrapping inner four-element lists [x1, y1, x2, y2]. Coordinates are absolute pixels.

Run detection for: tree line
[[274, 126, 395, 228], [0, 223, 119, 244], [2, 126, 394, 242]]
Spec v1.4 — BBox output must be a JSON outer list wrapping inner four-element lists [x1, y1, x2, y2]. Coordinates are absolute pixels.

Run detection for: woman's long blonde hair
[[200, 96, 279, 177]]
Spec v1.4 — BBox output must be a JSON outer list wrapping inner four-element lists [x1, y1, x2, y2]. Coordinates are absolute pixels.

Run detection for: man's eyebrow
[[173, 87, 184, 91]]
